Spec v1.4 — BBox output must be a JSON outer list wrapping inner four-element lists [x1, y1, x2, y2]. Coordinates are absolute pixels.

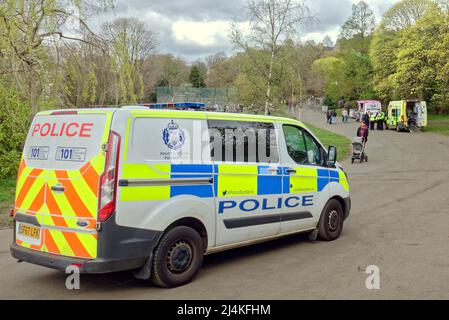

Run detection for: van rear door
[[15, 110, 113, 259], [418, 101, 427, 128]]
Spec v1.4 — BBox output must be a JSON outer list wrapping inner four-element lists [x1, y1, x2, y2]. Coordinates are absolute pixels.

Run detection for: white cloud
[[304, 29, 340, 44], [95, 0, 402, 60], [171, 20, 230, 47]]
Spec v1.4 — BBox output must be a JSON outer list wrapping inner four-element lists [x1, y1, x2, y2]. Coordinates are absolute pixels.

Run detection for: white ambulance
[[11, 107, 350, 287]]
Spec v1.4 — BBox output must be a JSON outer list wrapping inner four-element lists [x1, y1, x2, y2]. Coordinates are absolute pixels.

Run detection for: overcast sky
[[94, 0, 400, 62]]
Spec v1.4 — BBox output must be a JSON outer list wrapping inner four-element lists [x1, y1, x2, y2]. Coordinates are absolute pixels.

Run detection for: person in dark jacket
[[357, 122, 369, 143], [362, 112, 370, 128]]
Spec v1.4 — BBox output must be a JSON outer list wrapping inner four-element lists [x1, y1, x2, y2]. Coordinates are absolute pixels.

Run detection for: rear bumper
[[11, 213, 163, 274], [10, 242, 147, 274]]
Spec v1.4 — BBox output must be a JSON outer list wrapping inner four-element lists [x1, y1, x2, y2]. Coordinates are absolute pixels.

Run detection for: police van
[[11, 106, 351, 287]]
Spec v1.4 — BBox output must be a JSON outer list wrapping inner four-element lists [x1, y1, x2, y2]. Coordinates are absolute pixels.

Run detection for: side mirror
[[327, 146, 337, 167]]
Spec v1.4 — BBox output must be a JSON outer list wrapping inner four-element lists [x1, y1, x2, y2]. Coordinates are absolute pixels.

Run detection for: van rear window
[[24, 114, 107, 170]]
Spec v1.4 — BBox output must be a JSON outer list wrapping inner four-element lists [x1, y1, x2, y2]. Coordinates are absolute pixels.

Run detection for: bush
[[0, 82, 30, 178], [323, 95, 335, 107], [344, 100, 358, 110]]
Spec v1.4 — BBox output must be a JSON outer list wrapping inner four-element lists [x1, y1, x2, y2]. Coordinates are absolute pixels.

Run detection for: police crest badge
[[163, 120, 186, 150]]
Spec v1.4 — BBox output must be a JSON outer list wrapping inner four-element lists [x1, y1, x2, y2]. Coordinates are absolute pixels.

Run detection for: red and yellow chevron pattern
[[14, 153, 105, 259]]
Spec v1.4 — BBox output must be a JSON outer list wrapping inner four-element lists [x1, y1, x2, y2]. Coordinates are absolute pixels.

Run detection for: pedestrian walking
[[342, 109, 349, 123], [357, 122, 369, 143], [331, 110, 337, 125]]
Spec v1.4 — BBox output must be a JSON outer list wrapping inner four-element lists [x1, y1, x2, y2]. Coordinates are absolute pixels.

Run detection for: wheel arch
[[328, 195, 350, 220], [164, 217, 208, 251]]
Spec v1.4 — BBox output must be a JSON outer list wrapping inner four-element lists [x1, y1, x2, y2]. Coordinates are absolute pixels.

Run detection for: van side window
[[283, 125, 308, 164], [283, 125, 325, 166], [302, 130, 324, 166], [208, 120, 279, 163]]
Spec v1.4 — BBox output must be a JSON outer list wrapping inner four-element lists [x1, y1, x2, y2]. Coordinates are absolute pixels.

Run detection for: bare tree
[[382, 0, 433, 31], [102, 17, 158, 66], [436, 0, 449, 12], [322, 35, 334, 48], [230, 0, 312, 115], [0, 0, 113, 117], [339, 1, 376, 40]]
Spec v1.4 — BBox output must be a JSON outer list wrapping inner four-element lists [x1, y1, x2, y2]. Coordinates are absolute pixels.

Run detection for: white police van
[[11, 106, 350, 288]]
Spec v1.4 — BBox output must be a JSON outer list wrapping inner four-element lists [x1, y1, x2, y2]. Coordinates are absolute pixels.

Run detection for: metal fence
[[157, 87, 238, 109]]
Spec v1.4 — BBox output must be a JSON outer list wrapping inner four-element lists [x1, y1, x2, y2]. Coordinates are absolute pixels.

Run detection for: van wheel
[[150, 226, 204, 288], [317, 199, 344, 241]]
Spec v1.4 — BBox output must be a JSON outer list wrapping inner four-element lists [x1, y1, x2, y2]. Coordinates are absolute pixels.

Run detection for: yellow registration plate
[[19, 224, 40, 239]]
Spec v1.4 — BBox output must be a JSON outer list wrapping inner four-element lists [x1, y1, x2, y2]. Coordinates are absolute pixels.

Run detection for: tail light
[[98, 131, 121, 222]]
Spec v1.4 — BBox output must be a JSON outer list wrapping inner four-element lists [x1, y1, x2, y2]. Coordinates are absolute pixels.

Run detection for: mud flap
[[308, 228, 318, 241], [133, 253, 153, 280]]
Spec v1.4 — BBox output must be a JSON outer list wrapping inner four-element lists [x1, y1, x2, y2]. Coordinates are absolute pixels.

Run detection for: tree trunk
[[27, 64, 39, 121], [265, 50, 275, 115]]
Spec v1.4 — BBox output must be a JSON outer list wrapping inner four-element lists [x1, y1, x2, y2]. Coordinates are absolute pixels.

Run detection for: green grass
[[303, 123, 352, 161], [0, 177, 15, 228], [423, 114, 449, 136]]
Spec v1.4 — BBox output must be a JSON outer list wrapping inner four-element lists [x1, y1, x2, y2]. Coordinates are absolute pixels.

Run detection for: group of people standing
[[357, 110, 388, 145], [325, 108, 387, 136], [362, 111, 387, 131], [326, 109, 350, 124]]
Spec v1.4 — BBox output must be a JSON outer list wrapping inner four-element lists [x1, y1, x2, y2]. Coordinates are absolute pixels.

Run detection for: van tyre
[[151, 226, 204, 288], [317, 199, 344, 241]]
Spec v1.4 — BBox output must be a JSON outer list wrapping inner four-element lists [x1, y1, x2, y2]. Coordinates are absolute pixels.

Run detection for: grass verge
[[423, 114, 449, 136], [303, 123, 352, 162], [0, 177, 15, 229]]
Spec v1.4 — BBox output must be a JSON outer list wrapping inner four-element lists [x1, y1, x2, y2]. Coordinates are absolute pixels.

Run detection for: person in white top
[[342, 109, 349, 123]]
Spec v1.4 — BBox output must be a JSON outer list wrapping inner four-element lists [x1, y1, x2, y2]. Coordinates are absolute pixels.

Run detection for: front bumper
[[343, 197, 351, 220], [10, 242, 147, 274]]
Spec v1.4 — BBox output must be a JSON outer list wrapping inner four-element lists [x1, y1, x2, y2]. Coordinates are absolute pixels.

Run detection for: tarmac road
[[1, 107, 449, 299]]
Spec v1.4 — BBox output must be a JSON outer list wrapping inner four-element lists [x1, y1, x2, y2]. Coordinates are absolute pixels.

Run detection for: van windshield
[[24, 114, 107, 170]]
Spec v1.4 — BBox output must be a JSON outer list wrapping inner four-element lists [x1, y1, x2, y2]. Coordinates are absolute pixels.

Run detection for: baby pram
[[351, 137, 368, 164]]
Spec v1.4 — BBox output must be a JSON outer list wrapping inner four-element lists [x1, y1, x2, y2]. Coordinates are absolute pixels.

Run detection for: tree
[[0, 0, 114, 117], [312, 57, 346, 105], [278, 43, 306, 107], [322, 35, 334, 48], [339, 1, 376, 52], [189, 65, 206, 88], [230, 0, 312, 114], [102, 17, 158, 104], [206, 52, 239, 88], [393, 7, 446, 105], [436, 0, 449, 12], [382, 0, 434, 31], [370, 26, 401, 101], [370, 5, 449, 113]]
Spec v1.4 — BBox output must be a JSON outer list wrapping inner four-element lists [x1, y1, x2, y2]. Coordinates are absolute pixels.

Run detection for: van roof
[[36, 107, 305, 127], [358, 100, 380, 104], [389, 100, 423, 103]]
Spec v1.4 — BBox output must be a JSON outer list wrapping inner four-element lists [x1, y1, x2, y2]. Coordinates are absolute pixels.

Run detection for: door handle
[[286, 169, 297, 174], [51, 184, 66, 193], [267, 168, 280, 174]]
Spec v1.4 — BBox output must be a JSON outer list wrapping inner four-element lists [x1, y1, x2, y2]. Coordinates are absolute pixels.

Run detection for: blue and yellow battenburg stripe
[[120, 164, 348, 202]]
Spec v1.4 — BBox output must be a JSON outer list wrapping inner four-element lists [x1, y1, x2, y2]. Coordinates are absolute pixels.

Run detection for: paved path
[[1, 107, 449, 299]]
